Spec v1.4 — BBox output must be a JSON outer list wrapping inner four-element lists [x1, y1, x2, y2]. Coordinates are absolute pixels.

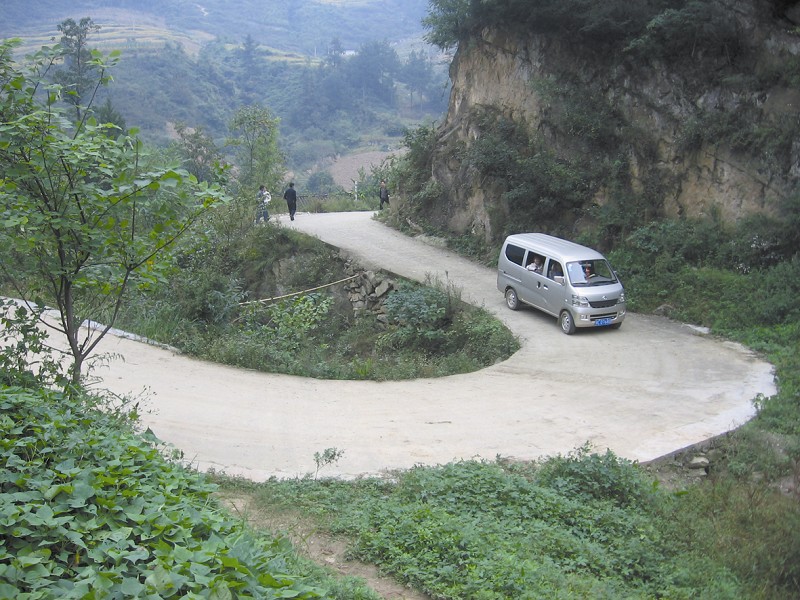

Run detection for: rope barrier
[[238, 273, 361, 306]]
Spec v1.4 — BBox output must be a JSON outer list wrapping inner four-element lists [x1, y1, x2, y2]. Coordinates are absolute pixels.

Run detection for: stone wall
[[342, 263, 396, 325]]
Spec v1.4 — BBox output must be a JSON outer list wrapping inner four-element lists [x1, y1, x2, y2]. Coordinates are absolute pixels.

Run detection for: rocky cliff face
[[424, 0, 800, 242]]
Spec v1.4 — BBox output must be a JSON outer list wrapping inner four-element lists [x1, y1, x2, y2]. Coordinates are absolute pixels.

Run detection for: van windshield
[[566, 260, 618, 286]]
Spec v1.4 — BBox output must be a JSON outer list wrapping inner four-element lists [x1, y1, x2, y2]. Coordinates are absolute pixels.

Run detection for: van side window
[[526, 253, 545, 273], [504, 243, 525, 266], [547, 261, 564, 279]]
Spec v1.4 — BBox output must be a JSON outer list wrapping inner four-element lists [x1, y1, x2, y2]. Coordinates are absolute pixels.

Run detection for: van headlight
[[571, 294, 589, 308], [618, 292, 626, 303]]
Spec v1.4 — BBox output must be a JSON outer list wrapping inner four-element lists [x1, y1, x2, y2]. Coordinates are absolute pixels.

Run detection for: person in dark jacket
[[283, 182, 297, 221], [378, 180, 390, 210]]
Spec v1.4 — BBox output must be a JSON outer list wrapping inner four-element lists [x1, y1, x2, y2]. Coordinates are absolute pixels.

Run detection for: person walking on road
[[284, 182, 297, 221], [255, 185, 271, 224], [378, 180, 390, 210]]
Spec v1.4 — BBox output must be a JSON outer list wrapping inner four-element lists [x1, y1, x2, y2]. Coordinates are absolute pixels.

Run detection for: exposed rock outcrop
[[421, 0, 800, 242]]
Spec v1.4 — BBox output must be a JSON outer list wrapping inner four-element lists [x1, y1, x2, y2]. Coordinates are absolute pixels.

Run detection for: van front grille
[[589, 299, 618, 309], [591, 312, 618, 321]]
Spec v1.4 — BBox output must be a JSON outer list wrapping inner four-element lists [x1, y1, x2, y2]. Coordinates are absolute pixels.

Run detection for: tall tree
[[174, 123, 225, 184], [53, 17, 101, 120], [94, 96, 127, 133], [227, 104, 284, 192], [326, 37, 345, 69], [0, 40, 229, 387], [240, 33, 257, 72], [402, 49, 434, 108], [346, 40, 400, 105]]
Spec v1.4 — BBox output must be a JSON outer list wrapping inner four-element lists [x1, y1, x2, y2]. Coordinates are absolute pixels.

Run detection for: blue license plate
[[595, 318, 612, 327]]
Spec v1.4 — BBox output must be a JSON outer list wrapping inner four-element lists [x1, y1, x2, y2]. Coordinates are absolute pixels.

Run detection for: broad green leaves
[[0, 386, 323, 598]]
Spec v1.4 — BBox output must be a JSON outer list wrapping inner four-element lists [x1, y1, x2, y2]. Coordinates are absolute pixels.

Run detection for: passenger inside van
[[526, 255, 544, 273], [548, 262, 563, 279]]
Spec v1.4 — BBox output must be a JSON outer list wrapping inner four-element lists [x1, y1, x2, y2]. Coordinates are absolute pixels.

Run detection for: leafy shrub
[[0, 386, 322, 598], [424, 0, 657, 51], [379, 285, 450, 351], [446, 310, 519, 365], [534, 444, 654, 508], [625, 1, 741, 63], [0, 300, 68, 390]]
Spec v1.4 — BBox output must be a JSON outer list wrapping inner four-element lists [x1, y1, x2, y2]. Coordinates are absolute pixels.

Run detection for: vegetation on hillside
[[1, 1, 449, 174], [0, 38, 230, 387], [389, 0, 800, 248], [424, 0, 748, 58], [0, 386, 326, 598], [0, 0, 432, 57], [101, 36, 446, 170]]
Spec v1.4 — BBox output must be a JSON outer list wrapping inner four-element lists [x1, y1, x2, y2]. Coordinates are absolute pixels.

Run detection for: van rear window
[[504, 243, 525, 266]]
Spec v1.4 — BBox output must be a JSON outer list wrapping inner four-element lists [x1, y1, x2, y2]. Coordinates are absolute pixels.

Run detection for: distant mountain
[[0, 0, 447, 173], [0, 0, 431, 56]]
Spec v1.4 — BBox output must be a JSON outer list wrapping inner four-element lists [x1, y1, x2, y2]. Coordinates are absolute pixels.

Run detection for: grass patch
[[219, 453, 786, 599]]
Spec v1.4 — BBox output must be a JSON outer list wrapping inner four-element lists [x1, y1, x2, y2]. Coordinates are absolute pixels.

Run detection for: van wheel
[[559, 310, 576, 335], [505, 288, 520, 311]]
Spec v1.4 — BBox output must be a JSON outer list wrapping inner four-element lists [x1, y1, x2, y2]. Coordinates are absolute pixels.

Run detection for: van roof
[[504, 233, 605, 262]]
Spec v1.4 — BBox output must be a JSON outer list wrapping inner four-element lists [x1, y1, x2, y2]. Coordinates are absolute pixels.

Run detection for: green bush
[[379, 285, 450, 351], [0, 386, 322, 599], [534, 444, 654, 509], [116, 225, 518, 381]]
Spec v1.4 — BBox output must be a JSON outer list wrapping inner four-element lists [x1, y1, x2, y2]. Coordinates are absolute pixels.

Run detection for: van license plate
[[595, 318, 612, 326]]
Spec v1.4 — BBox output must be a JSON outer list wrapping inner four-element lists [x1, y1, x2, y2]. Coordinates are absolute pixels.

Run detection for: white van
[[497, 233, 626, 334]]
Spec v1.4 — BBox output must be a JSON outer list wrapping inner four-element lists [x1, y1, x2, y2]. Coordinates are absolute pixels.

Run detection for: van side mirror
[[554, 276, 565, 285]]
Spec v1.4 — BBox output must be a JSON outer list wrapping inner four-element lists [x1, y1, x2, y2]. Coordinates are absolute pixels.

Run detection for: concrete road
[[90, 211, 775, 480]]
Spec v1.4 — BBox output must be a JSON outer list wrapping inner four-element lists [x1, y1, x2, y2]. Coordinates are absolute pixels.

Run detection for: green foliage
[[678, 108, 799, 177], [227, 104, 284, 192], [534, 444, 654, 508], [0, 385, 322, 598], [0, 299, 68, 390], [306, 171, 336, 194], [656, 472, 800, 599], [533, 77, 623, 150], [461, 108, 604, 234], [379, 284, 451, 351], [114, 222, 517, 381], [246, 458, 744, 599], [424, 0, 661, 52], [0, 39, 230, 385], [172, 123, 225, 184], [423, 0, 476, 51], [625, 1, 742, 63], [52, 17, 101, 119], [313, 448, 345, 480]]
